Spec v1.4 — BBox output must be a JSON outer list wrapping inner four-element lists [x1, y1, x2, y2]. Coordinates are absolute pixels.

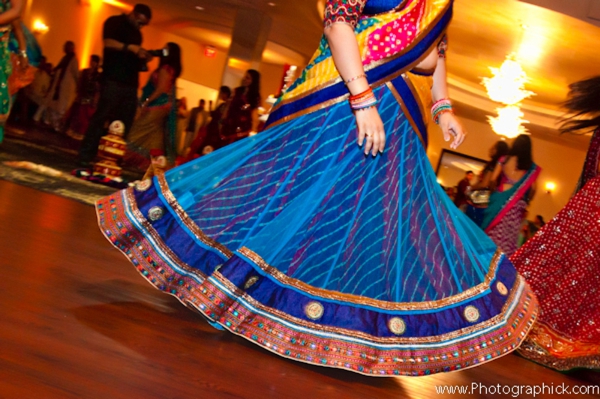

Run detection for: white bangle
[[18, 50, 27, 58]]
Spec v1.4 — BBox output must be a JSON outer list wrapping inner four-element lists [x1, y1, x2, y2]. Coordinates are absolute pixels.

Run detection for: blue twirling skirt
[[97, 83, 537, 376]]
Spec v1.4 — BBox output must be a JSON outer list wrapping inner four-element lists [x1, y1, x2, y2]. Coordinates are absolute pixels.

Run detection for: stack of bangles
[[349, 87, 377, 111], [431, 99, 453, 124]]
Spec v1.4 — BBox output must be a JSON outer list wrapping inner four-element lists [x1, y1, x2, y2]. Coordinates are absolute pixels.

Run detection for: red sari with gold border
[[511, 129, 600, 370]]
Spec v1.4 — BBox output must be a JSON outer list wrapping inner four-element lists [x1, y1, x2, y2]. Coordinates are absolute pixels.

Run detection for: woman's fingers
[[451, 131, 465, 149], [378, 130, 386, 154], [442, 129, 451, 143], [355, 108, 386, 156], [437, 112, 466, 150], [362, 130, 386, 156], [371, 132, 380, 156], [364, 132, 373, 155], [449, 125, 466, 149], [357, 127, 366, 147]]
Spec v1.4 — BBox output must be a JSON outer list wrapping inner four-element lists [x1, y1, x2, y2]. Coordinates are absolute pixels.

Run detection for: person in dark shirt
[[77, 3, 152, 167], [453, 170, 474, 212]]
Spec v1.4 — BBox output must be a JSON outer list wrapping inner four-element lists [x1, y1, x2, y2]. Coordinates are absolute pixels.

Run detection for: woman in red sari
[[511, 76, 600, 370], [219, 69, 261, 147]]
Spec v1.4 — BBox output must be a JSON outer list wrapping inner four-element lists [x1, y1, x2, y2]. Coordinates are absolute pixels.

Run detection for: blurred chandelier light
[[487, 106, 529, 139], [482, 54, 534, 139], [482, 57, 534, 104]]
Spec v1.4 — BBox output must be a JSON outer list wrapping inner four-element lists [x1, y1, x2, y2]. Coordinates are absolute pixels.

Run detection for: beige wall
[[24, 0, 113, 69], [426, 116, 588, 221]]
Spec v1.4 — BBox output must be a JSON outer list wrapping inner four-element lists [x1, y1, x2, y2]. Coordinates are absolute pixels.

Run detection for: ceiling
[[449, 0, 600, 108], [139, 0, 600, 149], [137, 0, 323, 60]]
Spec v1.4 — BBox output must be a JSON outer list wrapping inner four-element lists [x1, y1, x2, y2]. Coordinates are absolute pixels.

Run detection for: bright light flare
[[482, 56, 535, 105], [103, 0, 133, 11], [487, 106, 529, 139], [545, 182, 556, 193], [32, 20, 49, 34]]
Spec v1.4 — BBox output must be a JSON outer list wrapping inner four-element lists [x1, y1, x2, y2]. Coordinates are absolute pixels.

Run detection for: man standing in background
[[184, 99, 208, 149], [77, 3, 152, 167], [454, 170, 474, 212]]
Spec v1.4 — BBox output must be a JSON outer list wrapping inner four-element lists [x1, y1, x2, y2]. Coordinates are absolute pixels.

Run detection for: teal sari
[[140, 80, 177, 163], [0, 1, 42, 143], [482, 163, 541, 255], [0, 1, 12, 143], [127, 68, 178, 164]]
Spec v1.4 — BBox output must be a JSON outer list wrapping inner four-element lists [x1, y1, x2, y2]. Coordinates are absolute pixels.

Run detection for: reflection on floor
[[0, 124, 140, 205], [0, 179, 599, 398]]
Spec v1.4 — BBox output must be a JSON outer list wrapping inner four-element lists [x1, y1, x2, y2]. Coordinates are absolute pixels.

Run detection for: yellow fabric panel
[[280, 0, 450, 103]]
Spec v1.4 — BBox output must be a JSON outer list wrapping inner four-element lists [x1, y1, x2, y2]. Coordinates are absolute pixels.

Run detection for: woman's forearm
[[431, 55, 449, 102], [11, 19, 25, 52], [0, 0, 23, 25], [324, 24, 369, 95]]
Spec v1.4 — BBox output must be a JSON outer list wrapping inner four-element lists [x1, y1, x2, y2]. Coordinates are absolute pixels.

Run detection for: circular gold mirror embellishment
[[305, 301, 324, 320], [464, 305, 480, 323], [388, 317, 406, 336], [148, 206, 164, 221], [244, 276, 259, 290], [135, 179, 152, 192], [496, 281, 508, 296]]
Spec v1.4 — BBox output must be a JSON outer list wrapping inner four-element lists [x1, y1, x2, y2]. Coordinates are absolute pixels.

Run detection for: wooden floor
[[0, 179, 599, 399]]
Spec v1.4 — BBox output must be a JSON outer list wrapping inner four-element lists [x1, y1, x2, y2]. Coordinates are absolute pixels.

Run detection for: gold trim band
[[156, 174, 234, 259], [238, 246, 503, 311], [212, 270, 532, 344]]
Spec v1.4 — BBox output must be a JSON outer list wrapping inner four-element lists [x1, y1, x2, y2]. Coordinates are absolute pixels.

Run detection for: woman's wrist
[[431, 98, 453, 124], [346, 79, 370, 96], [18, 49, 27, 58], [349, 87, 377, 111]]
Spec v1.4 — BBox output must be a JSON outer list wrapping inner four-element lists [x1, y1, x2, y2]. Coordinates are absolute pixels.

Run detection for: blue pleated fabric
[[96, 0, 539, 375], [167, 85, 497, 302], [97, 78, 538, 376]]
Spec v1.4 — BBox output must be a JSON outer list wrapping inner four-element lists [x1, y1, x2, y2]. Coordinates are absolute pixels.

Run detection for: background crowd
[[3, 3, 264, 181]]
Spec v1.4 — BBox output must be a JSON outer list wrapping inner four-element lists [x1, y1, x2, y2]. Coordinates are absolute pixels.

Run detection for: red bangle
[[349, 87, 373, 101], [434, 109, 453, 124]]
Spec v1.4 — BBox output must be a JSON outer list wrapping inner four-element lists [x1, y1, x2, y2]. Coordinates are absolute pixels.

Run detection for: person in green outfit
[[0, 0, 26, 144]]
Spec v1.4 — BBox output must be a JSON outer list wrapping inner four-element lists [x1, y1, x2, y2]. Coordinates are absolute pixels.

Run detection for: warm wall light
[[81, 0, 132, 10], [227, 58, 250, 70], [32, 20, 49, 34], [204, 46, 217, 58], [545, 182, 556, 194], [102, 0, 133, 11]]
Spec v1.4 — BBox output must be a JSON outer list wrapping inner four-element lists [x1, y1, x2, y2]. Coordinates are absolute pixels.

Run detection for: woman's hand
[[438, 112, 466, 150], [355, 107, 385, 156], [324, 23, 385, 156], [17, 52, 28, 70]]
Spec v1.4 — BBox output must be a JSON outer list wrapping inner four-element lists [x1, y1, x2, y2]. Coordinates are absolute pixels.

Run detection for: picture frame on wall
[[435, 149, 487, 190]]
